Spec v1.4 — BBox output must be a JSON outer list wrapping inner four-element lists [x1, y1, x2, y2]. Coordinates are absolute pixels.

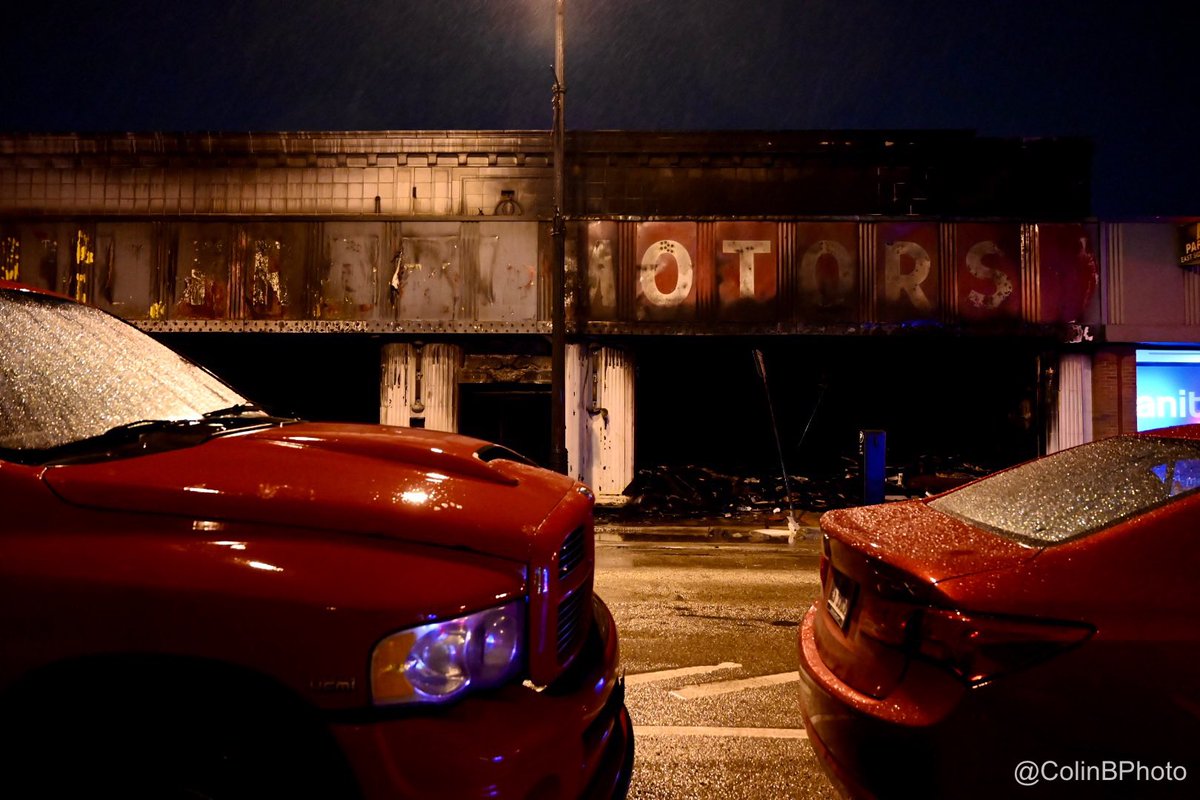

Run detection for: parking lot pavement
[[594, 509, 825, 546]]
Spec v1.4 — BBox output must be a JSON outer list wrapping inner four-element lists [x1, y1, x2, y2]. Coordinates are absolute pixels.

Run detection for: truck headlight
[[370, 601, 525, 706]]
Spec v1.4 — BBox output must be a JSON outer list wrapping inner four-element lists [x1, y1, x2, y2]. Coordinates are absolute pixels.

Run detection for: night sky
[[0, 0, 1195, 218]]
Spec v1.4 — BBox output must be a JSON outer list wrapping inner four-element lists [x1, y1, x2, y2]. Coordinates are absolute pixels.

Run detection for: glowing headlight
[[370, 601, 525, 706]]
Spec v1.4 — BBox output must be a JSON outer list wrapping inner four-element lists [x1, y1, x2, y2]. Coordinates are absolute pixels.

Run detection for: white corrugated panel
[[567, 344, 635, 503], [379, 343, 462, 432], [1047, 353, 1093, 453]]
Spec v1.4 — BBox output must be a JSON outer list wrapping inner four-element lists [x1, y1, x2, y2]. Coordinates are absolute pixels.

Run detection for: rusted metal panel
[[172, 223, 231, 319], [874, 221, 940, 323], [953, 222, 1022, 321], [392, 222, 463, 320], [2, 222, 72, 294], [635, 221, 697, 321], [476, 221, 538, 322], [585, 220, 620, 321], [1035, 223, 1098, 324], [240, 223, 309, 320], [714, 221, 777, 321], [94, 222, 157, 319], [318, 222, 383, 320], [793, 221, 859, 322]]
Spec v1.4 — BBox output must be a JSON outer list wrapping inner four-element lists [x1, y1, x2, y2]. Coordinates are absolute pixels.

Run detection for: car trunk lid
[[814, 499, 1039, 699]]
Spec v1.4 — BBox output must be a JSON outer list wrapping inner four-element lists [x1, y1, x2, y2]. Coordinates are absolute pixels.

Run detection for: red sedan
[[798, 428, 1200, 799]]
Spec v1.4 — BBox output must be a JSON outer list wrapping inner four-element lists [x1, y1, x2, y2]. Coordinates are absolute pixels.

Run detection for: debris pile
[[608, 456, 993, 520]]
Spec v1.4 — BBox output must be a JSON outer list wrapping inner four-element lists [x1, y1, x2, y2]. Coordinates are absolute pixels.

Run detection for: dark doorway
[[458, 384, 551, 467], [155, 332, 381, 423]]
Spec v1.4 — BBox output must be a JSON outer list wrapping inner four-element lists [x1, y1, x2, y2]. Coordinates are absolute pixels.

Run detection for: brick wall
[[1092, 347, 1136, 438]]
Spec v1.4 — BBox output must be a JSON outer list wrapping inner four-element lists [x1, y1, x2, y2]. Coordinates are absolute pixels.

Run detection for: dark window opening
[[458, 384, 550, 468]]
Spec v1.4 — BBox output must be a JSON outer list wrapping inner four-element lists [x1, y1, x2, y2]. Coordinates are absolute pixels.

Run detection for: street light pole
[[549, 0, 568, 474]]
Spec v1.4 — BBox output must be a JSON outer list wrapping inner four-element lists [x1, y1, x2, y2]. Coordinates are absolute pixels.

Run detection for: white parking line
[[669, 671, 799, 700], [625, 662, 742, 686], [635, 725, 808, 739]]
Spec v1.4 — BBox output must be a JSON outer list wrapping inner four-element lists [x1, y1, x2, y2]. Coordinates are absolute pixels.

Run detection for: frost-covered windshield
[[0, 288, 247, 451], [929, 435, 1200, 544]]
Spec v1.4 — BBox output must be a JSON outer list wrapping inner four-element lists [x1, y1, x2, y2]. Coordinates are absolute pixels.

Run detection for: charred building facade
[[0, 130, 1191, 504]]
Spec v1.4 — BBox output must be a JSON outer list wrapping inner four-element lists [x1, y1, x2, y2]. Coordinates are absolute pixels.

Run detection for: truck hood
[[41, 422, 583, 563]]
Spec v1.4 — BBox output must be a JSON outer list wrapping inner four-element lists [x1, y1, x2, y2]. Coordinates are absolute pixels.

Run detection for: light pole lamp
[[549, 0, 568, 474]]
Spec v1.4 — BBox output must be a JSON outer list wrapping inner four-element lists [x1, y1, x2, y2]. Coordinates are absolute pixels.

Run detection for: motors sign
[[585, 220, 1096, 327]]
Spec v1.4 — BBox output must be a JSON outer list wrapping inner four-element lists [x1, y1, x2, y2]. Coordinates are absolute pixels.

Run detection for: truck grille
[[556, 587, 589, 663], [558, 525, 586, 577], [526, 493, 595, 685]]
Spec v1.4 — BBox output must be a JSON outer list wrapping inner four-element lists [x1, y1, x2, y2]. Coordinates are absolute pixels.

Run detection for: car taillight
[[914, 608, 1094, 685]]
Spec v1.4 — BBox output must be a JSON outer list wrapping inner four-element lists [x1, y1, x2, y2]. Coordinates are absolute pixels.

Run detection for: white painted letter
[[639, 239, 694, 306], [722, 240, 771, 298], [966, 240, 1014, 309], [799, 240, 854, 307], [885, 241, 932, 310]]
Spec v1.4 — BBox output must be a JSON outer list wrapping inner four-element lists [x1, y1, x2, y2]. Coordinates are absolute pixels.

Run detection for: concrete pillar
[[567, 344, 635, 504], [380, 343, 462, 432], [1047, 352, 1093, 453]]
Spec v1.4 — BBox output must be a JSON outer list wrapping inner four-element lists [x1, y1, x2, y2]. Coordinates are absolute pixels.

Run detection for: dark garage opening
[[458, 383, 551, 468], [632, 336, 1045, 479]]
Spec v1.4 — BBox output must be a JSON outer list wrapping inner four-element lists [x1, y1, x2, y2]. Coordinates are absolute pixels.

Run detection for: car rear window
[[929, 435, 1200, 545]]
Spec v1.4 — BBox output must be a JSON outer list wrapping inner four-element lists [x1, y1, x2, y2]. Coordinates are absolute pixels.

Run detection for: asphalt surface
[[594, 509, 826, 546], [594, 528, 835, 800]]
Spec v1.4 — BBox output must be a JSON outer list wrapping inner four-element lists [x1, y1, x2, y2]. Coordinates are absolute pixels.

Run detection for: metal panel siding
[[378, 343, 462, 432], [240, 222, 310, 320], [172, 222, 233, 319], [859, 223, 878, 321], [92, 222, 157, 318], [475, 221, 539, 322], [635, 221, 698, 321], [5, 210, 1107, 335], [714, 220, 777, 321], [566, 344, 634, 501], [395, 222, 463, 320], [697, 221, 717, 320], [939, 224, 956, 323], [1103, 223, 1124, 325], [794, 222, 859, 323], [319, 221, 383, 320], [1021, 223, 1041, 323], [875, 221, 940, 323], [1037, 223, 1099, 325], [584, 220, 620, 320], [952, 223, 1022, 322], [1048, 353, 1093, 454]]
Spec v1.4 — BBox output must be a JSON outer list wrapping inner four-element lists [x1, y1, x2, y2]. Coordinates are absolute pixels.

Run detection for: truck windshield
[[0, 288, 249, 452], [929, 435, 1200, 545]]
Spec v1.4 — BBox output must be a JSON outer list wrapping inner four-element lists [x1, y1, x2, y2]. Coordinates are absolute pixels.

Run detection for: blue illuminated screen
[[1136, 349, 1200, 432]]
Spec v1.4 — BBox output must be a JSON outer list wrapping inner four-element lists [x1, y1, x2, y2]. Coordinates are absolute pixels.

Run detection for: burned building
[[0, 129, 1193, 504]]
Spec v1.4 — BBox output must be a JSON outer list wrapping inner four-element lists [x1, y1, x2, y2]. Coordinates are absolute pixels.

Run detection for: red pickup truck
[[0, 282, 633, 799]]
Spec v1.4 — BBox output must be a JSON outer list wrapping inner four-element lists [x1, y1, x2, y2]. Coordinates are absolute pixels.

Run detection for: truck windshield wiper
[[202, 402, 265, 419], [100, 417, 206, 438], [33, 413, 279, 466]]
